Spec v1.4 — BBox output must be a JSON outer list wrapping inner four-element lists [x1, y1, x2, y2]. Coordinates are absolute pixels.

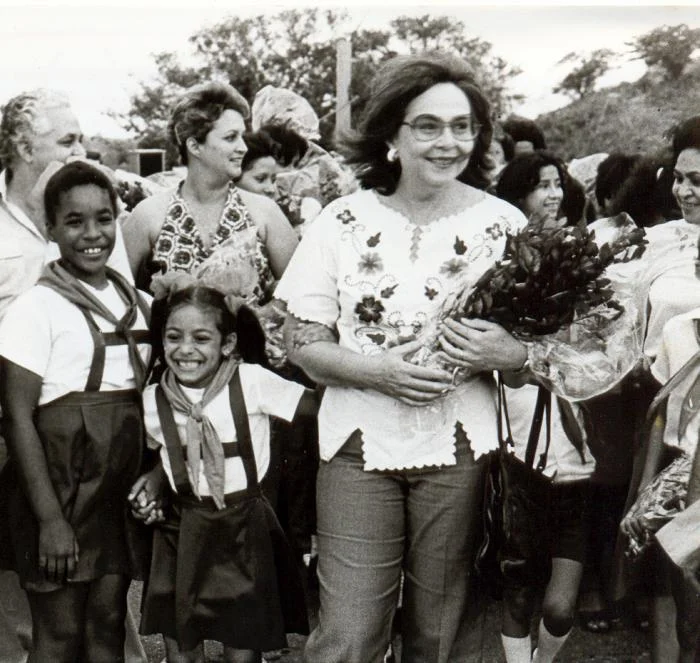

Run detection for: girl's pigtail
[[235, 305, 269, 368]]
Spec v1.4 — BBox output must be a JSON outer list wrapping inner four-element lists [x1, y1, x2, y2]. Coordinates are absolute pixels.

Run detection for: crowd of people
[[0, 48, 698, 663]]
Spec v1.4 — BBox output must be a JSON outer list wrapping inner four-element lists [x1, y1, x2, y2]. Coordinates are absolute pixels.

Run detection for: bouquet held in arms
[[415, 213, 648, 400]]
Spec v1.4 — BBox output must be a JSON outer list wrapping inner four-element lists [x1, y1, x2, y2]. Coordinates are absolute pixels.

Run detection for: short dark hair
[[495, 151, 582, 225], [241, 130, 278, 173], [258, 123, 309, 167], [241, 124, 310, 173], [44, 161, 117, 226], [150, 285, 268, 369], [595, 152, 642, 208], [671, 115, 700, 165], [168, 82, 250, 166], [608, 153, 680, 226], [499, 132, 516, 162], [341, 51, 493, 193], [502, 116, 547, 150]]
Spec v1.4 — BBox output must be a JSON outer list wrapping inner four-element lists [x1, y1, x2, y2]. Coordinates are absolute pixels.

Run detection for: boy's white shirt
[[0, 283, 151, 405]]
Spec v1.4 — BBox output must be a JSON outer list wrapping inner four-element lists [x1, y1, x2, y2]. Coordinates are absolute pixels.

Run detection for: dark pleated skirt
[[140, 487, 308, 652]]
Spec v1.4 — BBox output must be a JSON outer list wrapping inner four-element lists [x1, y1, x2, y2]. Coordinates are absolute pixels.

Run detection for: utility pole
[[335, 36, 352, 139]]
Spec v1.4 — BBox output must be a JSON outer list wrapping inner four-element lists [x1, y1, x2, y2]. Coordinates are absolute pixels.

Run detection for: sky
[[0, 1, 698, 138]]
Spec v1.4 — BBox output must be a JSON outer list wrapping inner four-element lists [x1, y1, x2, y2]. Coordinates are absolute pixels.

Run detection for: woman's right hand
[[38, 516, 79, 583], [372, 340, 455, 406]]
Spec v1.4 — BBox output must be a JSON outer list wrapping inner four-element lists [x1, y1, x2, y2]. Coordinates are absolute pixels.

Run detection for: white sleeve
[[142, 385, 165, 449], [107, 221, 135, 285], [250, 365, 306, 422], [274, 203, 340, 328], [0, 290, 51, 377], [651, 313, 700, 384]]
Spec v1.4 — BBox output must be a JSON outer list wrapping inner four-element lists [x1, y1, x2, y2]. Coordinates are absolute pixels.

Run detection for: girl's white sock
[[501, 633, 532, 663], [531, 620, 571, 663]]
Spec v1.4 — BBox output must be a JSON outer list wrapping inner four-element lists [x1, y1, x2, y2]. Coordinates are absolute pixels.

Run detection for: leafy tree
[[117, 10, 522, 160], [388, 15, 523, 119], [554, 49, 615, 99], [628, 23, 700, 80]]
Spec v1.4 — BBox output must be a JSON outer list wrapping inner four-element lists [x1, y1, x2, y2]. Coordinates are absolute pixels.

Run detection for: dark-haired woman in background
[[236, 130, 282, 200], [607, 152, 680, 227], [277, 52, 528, 663], [495, 151, 586, 227]]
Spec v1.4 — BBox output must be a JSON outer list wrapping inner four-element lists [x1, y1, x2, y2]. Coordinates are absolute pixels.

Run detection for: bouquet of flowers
[[454, 216, 646, 338], [113, 168, 163, 212], [415, 213, 649, 400], [623, 454, 692, 558]]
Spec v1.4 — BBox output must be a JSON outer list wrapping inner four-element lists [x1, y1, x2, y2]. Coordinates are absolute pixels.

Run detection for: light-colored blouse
[[276, 188, 527, 470]]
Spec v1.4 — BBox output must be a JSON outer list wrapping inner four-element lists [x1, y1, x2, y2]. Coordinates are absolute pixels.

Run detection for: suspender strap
[[228, 370, 259, 488], [525, 386, 551, 469], [497, 373, 551, 470], [80, 309, 107, 392], [102, 330, 150, 346], [79, 310, 150, 392], [497, 373, 515, 453], [155, 385, 194, 496], [182, 442, 240, 461]]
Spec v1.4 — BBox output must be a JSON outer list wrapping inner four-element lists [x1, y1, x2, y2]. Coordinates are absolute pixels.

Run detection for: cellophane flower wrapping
[[412, 213, 649, 400], [624, 453, 691, 558], [197, 231, 288, 368]]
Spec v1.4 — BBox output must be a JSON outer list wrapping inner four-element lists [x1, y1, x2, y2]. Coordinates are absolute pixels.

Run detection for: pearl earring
[[387, 146, 398, 163]]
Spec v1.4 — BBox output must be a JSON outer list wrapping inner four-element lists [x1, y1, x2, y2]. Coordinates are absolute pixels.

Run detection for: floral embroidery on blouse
[[317, 191, 524, 356], [358, 252, 384, 274], [151, 182, 275, 303], [355, 296, 385, 323], [485, 223, 504, 240]]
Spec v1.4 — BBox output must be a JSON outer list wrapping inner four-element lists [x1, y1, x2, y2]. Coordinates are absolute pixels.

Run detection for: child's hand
[[38, 517, 79, 584], [128, 466, 166, 525]]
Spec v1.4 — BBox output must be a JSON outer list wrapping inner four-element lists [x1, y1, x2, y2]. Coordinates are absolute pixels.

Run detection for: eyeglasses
[[401, 115, 482, 142]]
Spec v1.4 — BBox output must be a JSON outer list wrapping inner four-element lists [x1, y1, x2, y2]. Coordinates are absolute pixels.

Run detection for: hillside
[[535, 63, 700, 161]]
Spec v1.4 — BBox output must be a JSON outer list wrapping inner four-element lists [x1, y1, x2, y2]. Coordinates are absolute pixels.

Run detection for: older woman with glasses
[[276, 52, 529, 663]]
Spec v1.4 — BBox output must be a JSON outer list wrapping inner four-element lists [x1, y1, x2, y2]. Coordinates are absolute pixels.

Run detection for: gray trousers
[[304, 428, 488, 663]]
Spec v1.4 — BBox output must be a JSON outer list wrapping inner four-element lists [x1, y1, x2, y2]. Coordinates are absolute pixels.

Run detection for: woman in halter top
[[122, 82, 298, 307]]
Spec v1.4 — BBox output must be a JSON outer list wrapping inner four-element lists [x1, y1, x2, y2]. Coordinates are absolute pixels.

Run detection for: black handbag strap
[[497, 373, 552, 471]]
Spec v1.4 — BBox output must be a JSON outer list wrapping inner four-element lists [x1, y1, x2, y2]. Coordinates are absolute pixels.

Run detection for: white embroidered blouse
[[276, 188, 527, 470]]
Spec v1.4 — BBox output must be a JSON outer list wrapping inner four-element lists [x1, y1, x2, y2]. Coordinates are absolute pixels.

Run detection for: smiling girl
[[130, 281, 314, 663], [495, 151, 584, 228], [0, 161, 151, 661]]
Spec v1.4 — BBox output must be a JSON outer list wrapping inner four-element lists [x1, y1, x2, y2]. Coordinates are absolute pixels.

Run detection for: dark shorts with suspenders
[[139, 370, 308, 652], [6, 303, 151, 593]]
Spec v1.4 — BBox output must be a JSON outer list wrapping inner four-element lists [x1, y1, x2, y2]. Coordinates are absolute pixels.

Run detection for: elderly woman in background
[[0, 88, 145, 663], [276, 52, 529, 663], [122, 82, 297, 299]]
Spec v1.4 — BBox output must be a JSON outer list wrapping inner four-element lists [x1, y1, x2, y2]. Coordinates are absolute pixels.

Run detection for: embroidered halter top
[[151, 182, 276, 304]]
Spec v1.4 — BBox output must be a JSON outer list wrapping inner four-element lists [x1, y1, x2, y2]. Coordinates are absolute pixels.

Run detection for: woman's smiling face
[[193, 109, 248, 181], [391, 82, 477, 190], [673, 148, 700, 225], [522, 165, 564, 228]]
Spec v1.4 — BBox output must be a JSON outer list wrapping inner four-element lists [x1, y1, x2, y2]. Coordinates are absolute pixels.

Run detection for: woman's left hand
[[437, 318, 527, 373]]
